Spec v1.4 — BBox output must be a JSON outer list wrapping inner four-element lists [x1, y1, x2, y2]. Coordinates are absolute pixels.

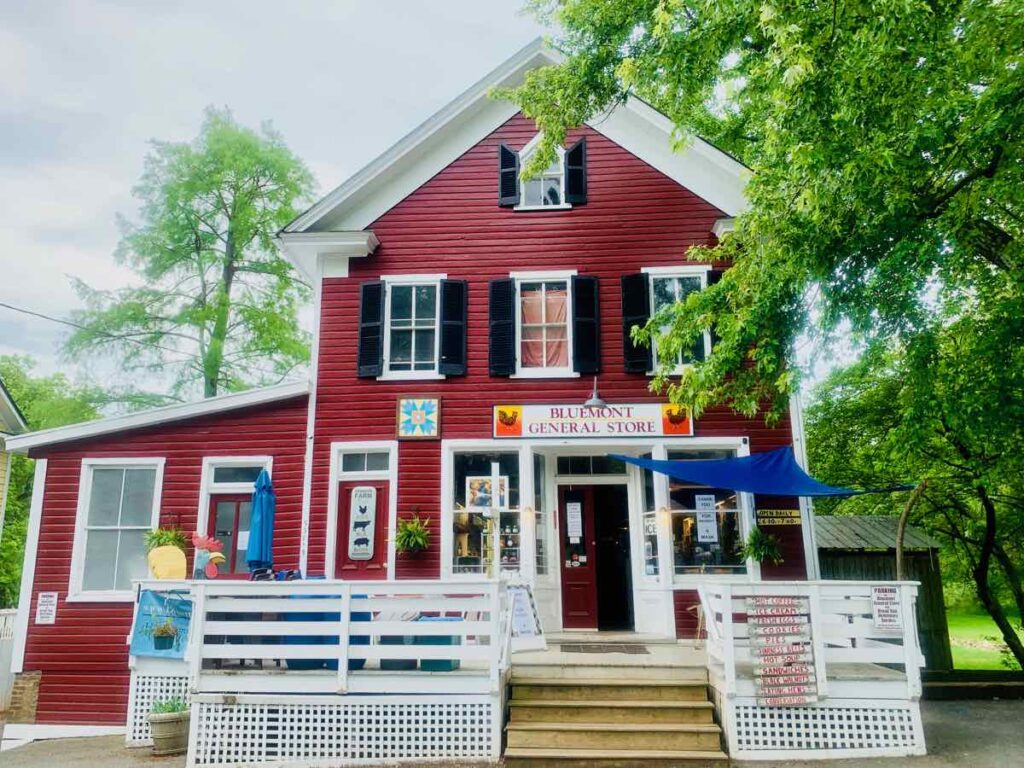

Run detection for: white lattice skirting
[[126, 672, 191, 746], [725, 698, 926, 760], [188, 694, 500, 767]]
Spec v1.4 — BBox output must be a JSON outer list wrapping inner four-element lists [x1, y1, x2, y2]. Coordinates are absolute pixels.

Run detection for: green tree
[[806, 322, 1024, 668], [0, 356, 104, 607], [505, 1, 1022, 418], [65, 107, 315, 399]]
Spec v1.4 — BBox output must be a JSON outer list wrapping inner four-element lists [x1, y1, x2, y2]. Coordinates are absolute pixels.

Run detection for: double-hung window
[[383, 279, 440, 376], [71, 459, 163, 599], [516, 276, 573, 375], [647, 268, 712, 368]]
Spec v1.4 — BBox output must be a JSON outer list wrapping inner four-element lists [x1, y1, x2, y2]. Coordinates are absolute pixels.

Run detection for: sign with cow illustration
[[347, 486, 377, 561]]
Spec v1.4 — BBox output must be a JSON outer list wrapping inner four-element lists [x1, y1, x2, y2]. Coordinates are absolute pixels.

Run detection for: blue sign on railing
[[129, 590, 192, 659]]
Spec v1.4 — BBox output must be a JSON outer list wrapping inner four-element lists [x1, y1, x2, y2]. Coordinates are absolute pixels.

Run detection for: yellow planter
[[147, 545, 187, 580]]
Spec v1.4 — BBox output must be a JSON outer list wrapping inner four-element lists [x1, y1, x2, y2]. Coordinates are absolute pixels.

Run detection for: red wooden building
[[5, 40, 819, 731]]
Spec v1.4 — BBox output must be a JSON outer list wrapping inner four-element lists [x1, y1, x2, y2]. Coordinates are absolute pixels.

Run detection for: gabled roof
[[282, 37, 750, 240], [0, 377, 27, 435], [5, 380, 309, 454], [815, 515, 941, 552]]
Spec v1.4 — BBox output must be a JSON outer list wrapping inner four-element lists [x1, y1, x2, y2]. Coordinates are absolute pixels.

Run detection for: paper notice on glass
[[237, 531, 249, 549], [696, 509, 718, 543], [566, 502, 583, 543]]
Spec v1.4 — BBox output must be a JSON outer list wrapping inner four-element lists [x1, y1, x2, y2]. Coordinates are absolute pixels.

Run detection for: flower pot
[[147, 545, 187, 580], [149, 710, 189, 756], [153, 634, 175, 651]]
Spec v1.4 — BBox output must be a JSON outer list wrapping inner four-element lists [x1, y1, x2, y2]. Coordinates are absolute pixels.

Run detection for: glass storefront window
[[451, 452, 520, 576], [667, 450, 746, 575]]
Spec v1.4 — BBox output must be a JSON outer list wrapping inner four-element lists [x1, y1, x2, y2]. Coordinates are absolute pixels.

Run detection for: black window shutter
[[564, 138, 587, 205], [438, 279, 468, 376], [621, 273, 652, 373], [357, 281, 385, 378], [572, 275, 600, 374], [498, 144, 520, 207], [489, 278, 516, 376]]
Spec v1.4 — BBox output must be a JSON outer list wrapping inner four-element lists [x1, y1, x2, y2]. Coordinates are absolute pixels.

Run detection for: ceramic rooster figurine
[[191, 533, 227, 579]]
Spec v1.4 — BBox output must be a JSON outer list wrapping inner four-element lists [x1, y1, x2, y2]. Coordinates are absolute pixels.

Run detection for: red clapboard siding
[[307, 113, 797, 577], [23, 395, 307, 724], [673, 590, 702, 639]]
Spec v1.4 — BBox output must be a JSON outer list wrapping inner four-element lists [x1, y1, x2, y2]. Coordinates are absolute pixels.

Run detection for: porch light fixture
[[583, 377, 607, 409]]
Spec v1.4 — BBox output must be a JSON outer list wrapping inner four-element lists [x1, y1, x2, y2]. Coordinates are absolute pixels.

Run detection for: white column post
[[518, 445, 536, 585], [651, 444, 674, 588], [11, 458, 46, 674], [337, 584, 351, 693]]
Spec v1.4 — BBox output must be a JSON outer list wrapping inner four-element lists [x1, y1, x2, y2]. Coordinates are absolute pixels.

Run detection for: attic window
[[498, 136, 587, 209]]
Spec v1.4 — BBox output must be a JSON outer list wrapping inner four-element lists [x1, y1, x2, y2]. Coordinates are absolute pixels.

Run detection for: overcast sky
[[0, 0, 543, 382]]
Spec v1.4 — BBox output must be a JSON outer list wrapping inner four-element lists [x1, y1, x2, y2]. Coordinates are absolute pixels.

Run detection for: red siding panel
[[308, 114, 795, 576], [24, 396, 307, 724]]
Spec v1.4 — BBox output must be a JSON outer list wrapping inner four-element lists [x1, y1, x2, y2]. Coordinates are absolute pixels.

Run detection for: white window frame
[[514, 134, 572, 211], [511, 269, 579, 379], [68, 457, 166, 602], [643, 265, 713, 374], [325, 441, 398, 580], [379, 274, 446, 381], [195, 455, 273, 538]]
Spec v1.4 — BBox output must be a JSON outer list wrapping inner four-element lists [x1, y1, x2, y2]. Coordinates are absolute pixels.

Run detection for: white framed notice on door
[[348, 486, 376, 561], [566, 502, 583, 544]]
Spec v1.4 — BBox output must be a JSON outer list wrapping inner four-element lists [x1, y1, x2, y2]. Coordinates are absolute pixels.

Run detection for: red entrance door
[[559, 486, 598, 629], [335, 481, 389, 579], [208, 495, 253, 577]]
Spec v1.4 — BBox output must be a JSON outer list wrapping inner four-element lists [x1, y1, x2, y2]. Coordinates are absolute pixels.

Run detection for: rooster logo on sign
[[665, 407, 688, 425], [497, 409, 519, 427]]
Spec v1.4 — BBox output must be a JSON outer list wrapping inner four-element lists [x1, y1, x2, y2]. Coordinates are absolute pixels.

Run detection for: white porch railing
[[698, 580, 927, 760], [0, 608, 16, 711], [126, 579, 512, 765]]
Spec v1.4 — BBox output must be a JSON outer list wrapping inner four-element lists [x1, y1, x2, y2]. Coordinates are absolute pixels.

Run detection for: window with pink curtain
[[520, 281, 569, 369]]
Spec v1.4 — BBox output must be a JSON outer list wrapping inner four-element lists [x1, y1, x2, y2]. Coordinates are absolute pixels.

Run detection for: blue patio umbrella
[[246, 468, 276, 571]]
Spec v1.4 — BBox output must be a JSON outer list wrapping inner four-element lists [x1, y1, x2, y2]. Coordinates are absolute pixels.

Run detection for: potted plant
[[149, 697, 189, 755], [394, 515, 430, 556], [741, 526, 784, 565], [151, 618, 178, 651], [145, 528, 188, 579]]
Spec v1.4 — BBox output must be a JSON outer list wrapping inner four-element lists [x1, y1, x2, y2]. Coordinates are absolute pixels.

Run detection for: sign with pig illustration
[[348, 486, 377, 561]]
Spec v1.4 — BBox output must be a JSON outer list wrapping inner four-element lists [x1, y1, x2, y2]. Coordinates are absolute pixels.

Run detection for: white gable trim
[[5, 380, 309, 453], [281, 38, 750, 245], [0, 378, 27, 434]]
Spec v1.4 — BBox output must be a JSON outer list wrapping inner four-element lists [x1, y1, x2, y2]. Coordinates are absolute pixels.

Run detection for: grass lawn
[[946, 607, 1022, 670]]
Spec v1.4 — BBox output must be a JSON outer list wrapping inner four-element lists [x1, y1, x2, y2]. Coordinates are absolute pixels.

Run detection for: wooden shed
[[816, 515, 953, 670]]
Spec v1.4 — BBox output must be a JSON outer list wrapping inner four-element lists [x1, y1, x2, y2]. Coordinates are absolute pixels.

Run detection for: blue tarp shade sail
[[246, 468, 276, 570], [609, 446, 908, 497]]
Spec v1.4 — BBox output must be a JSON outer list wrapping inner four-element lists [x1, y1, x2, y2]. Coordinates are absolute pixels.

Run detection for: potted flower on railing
[[741, 526, 784, 565], [149, 697, 189, 755], [145, 527, 188, 580]]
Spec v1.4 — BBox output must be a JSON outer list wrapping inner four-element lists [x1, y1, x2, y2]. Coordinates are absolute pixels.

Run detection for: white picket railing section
[[126, 579, 512, 766], [698, 581, 927, 760], [0, 608, 16, 711]]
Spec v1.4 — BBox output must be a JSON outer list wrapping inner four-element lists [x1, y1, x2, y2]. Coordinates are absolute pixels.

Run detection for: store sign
[[748, 596, 820, 706], [756, 508, 801, 526], [493, 403, 692, 439], [871, 585, 903, 630]]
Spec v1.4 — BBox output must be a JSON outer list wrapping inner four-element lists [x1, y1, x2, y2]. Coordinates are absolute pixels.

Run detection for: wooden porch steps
[[505, 672, 727, 767]]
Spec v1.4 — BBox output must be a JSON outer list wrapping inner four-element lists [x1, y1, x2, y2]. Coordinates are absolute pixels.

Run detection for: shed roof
[[815, 515, 941, 551]]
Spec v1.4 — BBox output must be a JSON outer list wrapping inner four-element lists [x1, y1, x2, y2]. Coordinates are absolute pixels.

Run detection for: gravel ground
[[3, 700, 1023, 766]]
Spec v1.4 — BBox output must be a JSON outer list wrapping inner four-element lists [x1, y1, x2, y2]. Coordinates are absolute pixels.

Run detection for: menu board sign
[[748, 595, 819, 706]]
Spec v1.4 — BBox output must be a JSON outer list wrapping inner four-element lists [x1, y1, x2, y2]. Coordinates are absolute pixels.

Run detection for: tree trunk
[[203, 232, 237, 397], [973, 484, 1024, 668], [895, 479, 928, 581]]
